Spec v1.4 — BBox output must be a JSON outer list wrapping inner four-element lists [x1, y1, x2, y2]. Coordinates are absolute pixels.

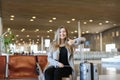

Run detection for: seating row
[[0, 55, 48, 79]]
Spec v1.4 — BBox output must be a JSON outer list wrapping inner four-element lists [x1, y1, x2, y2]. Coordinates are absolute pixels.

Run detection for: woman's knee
[[45, 66, 55, 75]]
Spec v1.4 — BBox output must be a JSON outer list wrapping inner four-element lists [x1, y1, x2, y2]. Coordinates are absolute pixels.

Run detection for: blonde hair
[[49, 26, 73, 54]]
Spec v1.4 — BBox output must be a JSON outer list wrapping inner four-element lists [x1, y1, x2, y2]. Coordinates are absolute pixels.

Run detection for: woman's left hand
[[68, 38, 75, 46]]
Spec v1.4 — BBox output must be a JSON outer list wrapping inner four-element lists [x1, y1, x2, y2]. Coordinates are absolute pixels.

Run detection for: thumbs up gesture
[[67, 38, 75, 46], [67, 37, 86, 46]]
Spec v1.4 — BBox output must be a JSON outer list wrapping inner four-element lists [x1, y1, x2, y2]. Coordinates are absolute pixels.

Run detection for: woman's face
[[60, 28, 67, 40]]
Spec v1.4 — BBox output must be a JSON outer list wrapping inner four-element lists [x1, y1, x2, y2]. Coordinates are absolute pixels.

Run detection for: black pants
[[44, 66, 72, 80]]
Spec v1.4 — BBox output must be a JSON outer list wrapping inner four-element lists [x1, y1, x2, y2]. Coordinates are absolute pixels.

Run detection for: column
[[41, 36, 44, 53], [0, 0, 2, 35], [0, 0, 3, 55], [0, 17, 2, 35], [100, 33, 102, 51], [78, 21, 84, 62], [78, 21, 81, 37]]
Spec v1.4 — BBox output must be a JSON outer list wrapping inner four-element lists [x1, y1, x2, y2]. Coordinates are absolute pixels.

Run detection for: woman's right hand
[[58, 62, 64, 68]]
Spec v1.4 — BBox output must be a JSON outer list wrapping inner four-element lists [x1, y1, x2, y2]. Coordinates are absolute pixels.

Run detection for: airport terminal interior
[[0, 0, 120, 80]]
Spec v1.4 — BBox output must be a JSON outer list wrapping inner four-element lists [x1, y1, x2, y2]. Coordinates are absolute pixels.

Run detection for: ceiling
[[1, 0, 120, 44]]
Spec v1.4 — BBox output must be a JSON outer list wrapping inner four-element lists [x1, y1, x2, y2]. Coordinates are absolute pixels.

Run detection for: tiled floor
[[74, 60, 120, 80], [76, 74, 120, 80]]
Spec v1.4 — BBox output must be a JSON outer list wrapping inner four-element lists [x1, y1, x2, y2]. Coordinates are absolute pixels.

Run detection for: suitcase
[[79, 44, 99, 80]]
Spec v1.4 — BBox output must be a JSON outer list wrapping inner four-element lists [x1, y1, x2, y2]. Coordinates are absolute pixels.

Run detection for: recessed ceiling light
[[52, 17, 56, 20], [99, 23, 102, 25], [105, 21, 109, 23], [27, 35, 30, 37], [30, 19, 34, 21], [82, 32, 85, 34], [86, 31, 89, 33], [89, 20, 93, 22], [72, 18, 75, 21], [71, 32, 74, 34], [32, 16, 36, 19], [49, 29, 53, 32], [10, 18, 14, 20], [67, 21, 70, 23], [7, 28, 11, 31], [35, 29, 39, 32], [49, 20, 53, 22], [83, 22, 87, 24], [16, 35, 19, 37], [74, 30, 77, 33], [10, 15, 14, 18], [21, 28, 25, 32], [36, 29, 39, 31], [47, 31, 50, 33]]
